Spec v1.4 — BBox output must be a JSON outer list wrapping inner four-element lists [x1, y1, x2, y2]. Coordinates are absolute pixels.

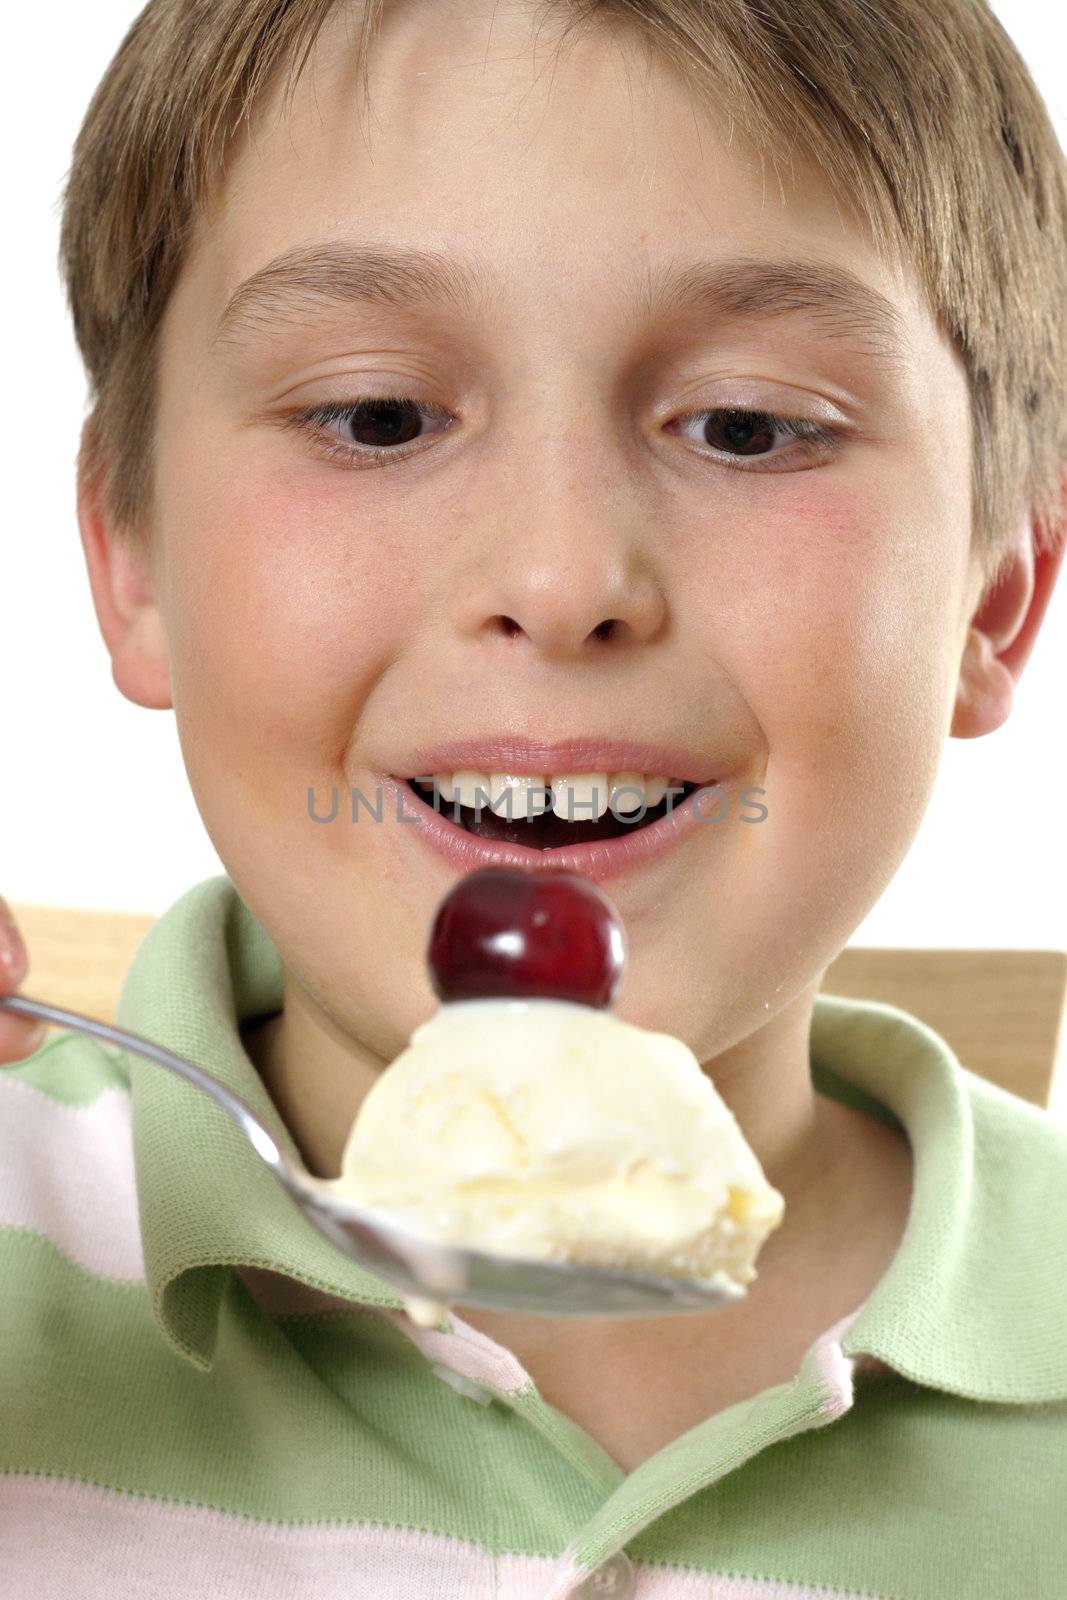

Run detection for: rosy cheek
[[771, 474, 886, 566]]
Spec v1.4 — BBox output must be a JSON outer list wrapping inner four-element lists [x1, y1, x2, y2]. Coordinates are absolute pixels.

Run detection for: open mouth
[[407, 778, 702, 850]]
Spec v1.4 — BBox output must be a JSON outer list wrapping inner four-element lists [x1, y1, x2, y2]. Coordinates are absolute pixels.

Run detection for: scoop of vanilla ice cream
[[329, 997, 784, 1292]]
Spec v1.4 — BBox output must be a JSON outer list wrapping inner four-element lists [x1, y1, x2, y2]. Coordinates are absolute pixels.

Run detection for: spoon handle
[[0, 992, 308, 1195]]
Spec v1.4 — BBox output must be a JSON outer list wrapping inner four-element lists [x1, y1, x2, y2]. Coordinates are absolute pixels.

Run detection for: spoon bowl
[[0, 992, 746, 1319]]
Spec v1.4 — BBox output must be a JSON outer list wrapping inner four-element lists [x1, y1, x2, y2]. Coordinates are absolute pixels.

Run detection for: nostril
[[496, 615, 522, 637], [592, 618, 617, 641]]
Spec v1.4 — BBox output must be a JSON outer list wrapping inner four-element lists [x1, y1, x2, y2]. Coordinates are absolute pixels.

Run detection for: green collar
[[116, 875, 407, 1371], [117, 875, 1067, 1401]]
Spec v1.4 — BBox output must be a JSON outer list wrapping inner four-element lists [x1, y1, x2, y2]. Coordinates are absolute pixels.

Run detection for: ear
[[950, 502, 1066, 740], [75, 419, 173, 711]]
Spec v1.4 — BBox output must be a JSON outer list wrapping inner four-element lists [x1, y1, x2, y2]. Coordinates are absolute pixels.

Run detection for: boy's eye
[[286, 396, 842, 471], [671, 407, 841, 465], [292, 396, 452, 466]]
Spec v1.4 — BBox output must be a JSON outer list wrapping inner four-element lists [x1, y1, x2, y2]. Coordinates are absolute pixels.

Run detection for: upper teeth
[[429, 771, 680, 821]]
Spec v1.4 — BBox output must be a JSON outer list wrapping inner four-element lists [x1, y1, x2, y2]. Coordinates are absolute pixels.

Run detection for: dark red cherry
[[427, 866, 626, 1008]]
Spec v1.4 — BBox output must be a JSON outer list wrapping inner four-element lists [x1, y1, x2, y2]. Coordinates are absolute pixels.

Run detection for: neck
[[241, 977, 385, 1179]]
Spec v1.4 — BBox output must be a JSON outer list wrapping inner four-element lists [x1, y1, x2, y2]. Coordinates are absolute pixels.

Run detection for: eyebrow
[[214, 240, 909, 367]]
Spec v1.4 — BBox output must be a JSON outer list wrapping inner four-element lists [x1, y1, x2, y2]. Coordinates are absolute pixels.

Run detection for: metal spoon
[[0, 991, 745, 1320]]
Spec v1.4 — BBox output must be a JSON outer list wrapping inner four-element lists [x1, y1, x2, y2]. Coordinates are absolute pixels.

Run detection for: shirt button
[[570, 1550, 635, 1598], [429, 1361, 493, 1404]]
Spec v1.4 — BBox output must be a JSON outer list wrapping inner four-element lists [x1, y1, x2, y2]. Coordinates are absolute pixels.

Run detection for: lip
[[397, 736, 719, 785], [380, 772, 729, 885]]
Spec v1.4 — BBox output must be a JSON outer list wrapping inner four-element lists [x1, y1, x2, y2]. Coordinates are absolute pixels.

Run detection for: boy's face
[[107, 1, 988, 1060]]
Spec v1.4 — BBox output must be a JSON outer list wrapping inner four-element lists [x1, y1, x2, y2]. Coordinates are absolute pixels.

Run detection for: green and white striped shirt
[[2, 874, 1065, 1597]]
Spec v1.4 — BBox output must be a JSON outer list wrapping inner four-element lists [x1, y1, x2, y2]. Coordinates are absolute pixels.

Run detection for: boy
[[2, 0, 1066, 1594]]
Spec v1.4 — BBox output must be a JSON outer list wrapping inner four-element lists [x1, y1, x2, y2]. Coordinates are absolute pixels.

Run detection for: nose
[[457, 452, 669, 661]]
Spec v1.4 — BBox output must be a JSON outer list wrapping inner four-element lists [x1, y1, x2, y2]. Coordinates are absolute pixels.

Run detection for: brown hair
[[59, 0, 1067, 585]]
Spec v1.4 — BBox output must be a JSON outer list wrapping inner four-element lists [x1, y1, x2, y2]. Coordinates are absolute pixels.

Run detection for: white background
[[2, 1, 1065, 949]]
